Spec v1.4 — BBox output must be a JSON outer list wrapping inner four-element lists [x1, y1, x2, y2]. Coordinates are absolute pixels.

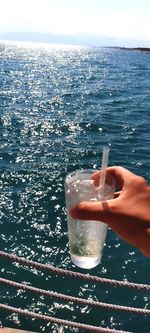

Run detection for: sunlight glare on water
[[0, 41, 150, 333]]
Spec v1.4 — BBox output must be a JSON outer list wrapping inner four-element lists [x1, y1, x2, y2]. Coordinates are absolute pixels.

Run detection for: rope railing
[[1, 250, 150, 333], [0, 303, 132, 333], [0, 251, 150, 291], [1, 277, 150, 316]]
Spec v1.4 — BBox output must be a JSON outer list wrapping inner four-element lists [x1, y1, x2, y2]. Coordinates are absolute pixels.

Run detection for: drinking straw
[[98, 146, 110, 198]]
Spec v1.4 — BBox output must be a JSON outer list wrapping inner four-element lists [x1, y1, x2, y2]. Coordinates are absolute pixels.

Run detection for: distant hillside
[[0, 31, 148, 48], [108, 46, 150, 53], [0, 31, 80, 45]]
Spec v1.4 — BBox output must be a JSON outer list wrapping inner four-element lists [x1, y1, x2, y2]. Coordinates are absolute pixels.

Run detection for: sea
[[0, 41, 150, 333]]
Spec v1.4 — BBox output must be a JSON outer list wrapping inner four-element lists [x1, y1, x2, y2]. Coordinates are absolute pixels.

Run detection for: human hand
[[70, 166, 150, 256]]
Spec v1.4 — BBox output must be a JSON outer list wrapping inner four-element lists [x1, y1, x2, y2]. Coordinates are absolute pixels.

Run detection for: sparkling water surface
[[0, 41, 150, 333]]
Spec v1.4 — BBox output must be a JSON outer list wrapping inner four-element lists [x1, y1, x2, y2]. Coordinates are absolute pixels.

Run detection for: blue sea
[[0, 41, 150, 333]]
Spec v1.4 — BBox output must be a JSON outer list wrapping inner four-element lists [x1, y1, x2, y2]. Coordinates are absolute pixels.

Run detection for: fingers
[[92, 166, 136, 189], [70, 199, 117, 224]]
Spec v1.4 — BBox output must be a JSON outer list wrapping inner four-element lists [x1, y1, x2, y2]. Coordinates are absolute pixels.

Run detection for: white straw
[[98, 146, 110, 198]]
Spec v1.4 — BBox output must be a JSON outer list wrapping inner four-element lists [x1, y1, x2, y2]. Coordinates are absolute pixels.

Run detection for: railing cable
[[0, 277, 150, 316], [0, 303, 133, 333], [0, 251, 150, 291]]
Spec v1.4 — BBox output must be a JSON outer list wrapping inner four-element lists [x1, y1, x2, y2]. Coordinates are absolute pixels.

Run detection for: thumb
[[70, 199, 117, 224]]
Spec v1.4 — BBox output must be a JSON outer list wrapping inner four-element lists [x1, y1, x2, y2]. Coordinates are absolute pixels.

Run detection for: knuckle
[[106, 200, 119, 213], [134, 175, 147, 186]]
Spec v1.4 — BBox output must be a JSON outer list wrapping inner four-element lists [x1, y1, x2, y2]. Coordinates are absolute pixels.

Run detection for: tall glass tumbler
[[65, 169, 116, 269]]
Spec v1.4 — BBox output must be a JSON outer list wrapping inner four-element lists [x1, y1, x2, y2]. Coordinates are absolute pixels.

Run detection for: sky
[[0, 0, 150, 45]]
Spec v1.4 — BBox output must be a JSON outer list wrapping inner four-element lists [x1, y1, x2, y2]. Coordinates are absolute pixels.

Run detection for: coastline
[[107, 46, 150, 53]]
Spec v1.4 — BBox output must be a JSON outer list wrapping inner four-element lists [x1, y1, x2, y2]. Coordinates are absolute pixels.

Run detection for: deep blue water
[[0, 41, 150, 333]]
